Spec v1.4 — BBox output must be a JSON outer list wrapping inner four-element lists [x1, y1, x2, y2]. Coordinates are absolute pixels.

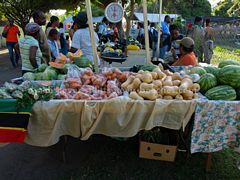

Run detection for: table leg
[[62, 135, 68, 163], [205, 153, 212, 171]]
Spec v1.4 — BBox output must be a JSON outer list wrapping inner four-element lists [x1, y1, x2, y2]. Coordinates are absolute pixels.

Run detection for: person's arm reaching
[[29, 46, 39, 69]]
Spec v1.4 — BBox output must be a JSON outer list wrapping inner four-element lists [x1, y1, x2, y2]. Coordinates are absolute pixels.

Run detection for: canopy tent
[[92, 16, 104, 23], [63, 16, 104, 26], [133, 12, 180, 23]]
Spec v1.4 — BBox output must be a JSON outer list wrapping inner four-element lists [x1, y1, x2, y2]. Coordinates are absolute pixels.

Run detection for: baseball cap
[[176, 37, 194, 48]]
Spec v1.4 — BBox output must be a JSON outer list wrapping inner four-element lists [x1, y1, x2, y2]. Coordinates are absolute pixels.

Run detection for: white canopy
[[133, 12, 180, 23], [63, 16, 104, 26]]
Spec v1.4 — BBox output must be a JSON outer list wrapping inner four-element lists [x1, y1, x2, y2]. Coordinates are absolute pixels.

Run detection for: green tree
[[213, 0, 234, 17], [227, 0, 240, 16], [0, 0, 81, 32]]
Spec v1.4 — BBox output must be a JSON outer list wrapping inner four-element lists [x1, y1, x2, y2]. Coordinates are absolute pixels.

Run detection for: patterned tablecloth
[[191, 98, 240, 154]]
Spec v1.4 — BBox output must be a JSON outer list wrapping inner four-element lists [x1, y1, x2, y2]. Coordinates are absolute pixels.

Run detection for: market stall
[[25, 97, 196, 147]]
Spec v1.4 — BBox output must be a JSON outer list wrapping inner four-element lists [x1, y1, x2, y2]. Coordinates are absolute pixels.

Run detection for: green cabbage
[[23, 72, 35, 80], [57, 74, 66, 80], [41, 67, 58, 80], [38, 64, 48, 72]]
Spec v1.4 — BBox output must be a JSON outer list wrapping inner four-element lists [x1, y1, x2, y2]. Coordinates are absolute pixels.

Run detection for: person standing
[[160, 15, 171, 59], [98, 17, 108, 39], [58, 22, 68, 55], [204, 19, 214, 64], [45, 16, 60, 37], [32, 10, 51, 64], [188, 16, 205, 62], [16, 23, 42, 75], [70, 12, 99, 65], [2, 18, 20, 68], [48, 29, 60, 61]]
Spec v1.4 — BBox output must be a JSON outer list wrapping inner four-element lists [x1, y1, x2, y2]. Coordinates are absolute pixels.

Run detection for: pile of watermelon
[[189, 59, 240, 101]]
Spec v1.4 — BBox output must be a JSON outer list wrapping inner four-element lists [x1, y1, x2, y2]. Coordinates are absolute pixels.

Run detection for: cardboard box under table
[[139, 128, 178, 162], [0, 99, 32, 143]]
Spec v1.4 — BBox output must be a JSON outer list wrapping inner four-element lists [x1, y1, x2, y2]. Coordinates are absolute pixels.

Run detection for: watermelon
[[204, 66, 219, 77], [73, 55, 93, 68], [218, 65, 240, 88], [190, 67, 207, 76], [63, 63, 71, 74], [218, 60, 240, 68], [205, 85, 237, 100], [198, 73, 217, 93], [140, 64, 158, 71]]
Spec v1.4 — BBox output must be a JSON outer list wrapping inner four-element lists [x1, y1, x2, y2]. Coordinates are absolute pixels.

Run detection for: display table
[[25, 97, 197, 147]]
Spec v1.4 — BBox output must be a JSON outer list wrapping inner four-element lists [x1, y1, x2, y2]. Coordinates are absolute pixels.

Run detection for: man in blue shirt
[[160, 15, 171, 59]]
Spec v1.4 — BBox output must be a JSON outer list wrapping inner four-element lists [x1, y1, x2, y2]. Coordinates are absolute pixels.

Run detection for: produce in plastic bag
[[107, 80, 122, 96], [4, 82, 19, 93], [0, 88, 12, 99]]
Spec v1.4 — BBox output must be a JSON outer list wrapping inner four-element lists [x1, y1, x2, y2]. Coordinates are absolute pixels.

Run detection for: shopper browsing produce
[[70, 12, 100, 65], [16, 23, 42, 75], [172, 37, 197, 66]]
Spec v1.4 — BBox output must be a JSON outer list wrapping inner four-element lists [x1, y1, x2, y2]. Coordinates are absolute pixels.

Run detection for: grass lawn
[[211, 45, 240, 65]]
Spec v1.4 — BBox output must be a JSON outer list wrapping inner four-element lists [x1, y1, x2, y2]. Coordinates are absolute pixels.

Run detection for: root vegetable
[[163, 96, 173, 100], [140, 72, 153, 83], [138, 70, 145, 74], [191, 83, 200, 93], [162, 86, 179, 97], [129, 91, 144, 100], [172, 72, 182, 81], [179, 78, 193, 91], [182, 90, 194, 100], [139, 89, 158, 100], [163, 76, 173, 86], [136, 74, 142, 79], [173, 80, 181, 86], [140, 83, 154, 91], [121, 75, 135, 89], [153, 80, 162, 90], [127, 78, 141, 91], [175, 94, 184, 100], [150, 72, 158, 80], [163, 70, 173, 76]]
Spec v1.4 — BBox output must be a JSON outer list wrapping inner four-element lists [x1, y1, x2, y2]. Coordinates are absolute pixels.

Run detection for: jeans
[[6, 42, 19, 68], [160, 45, 169, 59]]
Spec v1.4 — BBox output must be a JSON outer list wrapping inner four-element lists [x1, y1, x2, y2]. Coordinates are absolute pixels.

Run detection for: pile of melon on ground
[[189, 60, 240, 101]]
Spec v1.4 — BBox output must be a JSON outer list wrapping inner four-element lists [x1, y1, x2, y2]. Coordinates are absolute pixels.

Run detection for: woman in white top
[[69, 12, 99, 64]]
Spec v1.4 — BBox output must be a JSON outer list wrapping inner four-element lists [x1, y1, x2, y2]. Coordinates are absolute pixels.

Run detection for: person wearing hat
[[70, 12, 100, 64], [15, 23, 42, 75], [2, 18, 20, 68], [172, 37, 197, 66]]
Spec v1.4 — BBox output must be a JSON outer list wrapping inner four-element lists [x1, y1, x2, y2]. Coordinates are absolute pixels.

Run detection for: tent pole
[[156, 0, 162, 59], [85, 0, 99, 73], [142, 0, 151, 64]]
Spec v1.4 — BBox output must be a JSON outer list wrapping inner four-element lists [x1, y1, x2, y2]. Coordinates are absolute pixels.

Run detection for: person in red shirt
[[172, 37, 198, 66], [3, 18, 20, 68]]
